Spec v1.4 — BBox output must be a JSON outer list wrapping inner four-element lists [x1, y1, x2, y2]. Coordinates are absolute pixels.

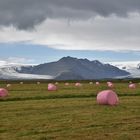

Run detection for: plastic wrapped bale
[[65, 83, 69, 86], [55, 82, 59, 85], [107, 82, 114, 88], [107, 81, 111, 85], [20, 82, 23, 84], [96, 82, 100, 85], [129, 84, 136, 89], [6, 84, 11, 88], [97, 90, 119, 106], [89, 82, 93, 85], [75, 83, 82, 87], [37, 82, 40, 85], [0, 88, 9, 97], [48, 83, 57, 91]]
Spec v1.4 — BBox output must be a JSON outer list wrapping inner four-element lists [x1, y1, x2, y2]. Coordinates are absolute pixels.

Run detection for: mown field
[[0, 81, 140, 140]]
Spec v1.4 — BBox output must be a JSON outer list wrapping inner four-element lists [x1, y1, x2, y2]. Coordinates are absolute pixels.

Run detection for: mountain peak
[[59, 56, 77, 61], [0, 56, 130, 80], [59, 56, 91, 63], [92, 60, 102, 64]]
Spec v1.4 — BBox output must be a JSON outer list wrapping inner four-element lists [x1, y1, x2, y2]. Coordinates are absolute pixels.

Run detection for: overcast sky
[[0, 0, 140, 64]]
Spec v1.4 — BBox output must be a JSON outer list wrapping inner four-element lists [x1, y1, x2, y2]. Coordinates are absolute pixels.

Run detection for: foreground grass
[[0, 82, 140, 140]]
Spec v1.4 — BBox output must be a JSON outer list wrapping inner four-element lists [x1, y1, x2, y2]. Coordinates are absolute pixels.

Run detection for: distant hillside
[[16, 56, 129, 80]]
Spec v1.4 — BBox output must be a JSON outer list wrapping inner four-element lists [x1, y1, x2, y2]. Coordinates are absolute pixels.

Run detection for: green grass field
[[0, 81, 140, 140]]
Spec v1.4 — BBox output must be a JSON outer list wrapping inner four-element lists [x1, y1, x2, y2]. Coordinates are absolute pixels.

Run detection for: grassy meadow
[[0, 80, 140, 140]]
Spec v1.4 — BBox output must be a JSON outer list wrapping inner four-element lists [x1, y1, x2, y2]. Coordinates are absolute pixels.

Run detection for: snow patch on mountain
[[109, 61, 140, 78], [0, 63, 53, 79], [0, 57, 134, 79]]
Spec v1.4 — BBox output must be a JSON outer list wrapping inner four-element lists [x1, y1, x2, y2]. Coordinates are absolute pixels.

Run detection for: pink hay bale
[[107, 81, 111, 84], [97, 90, 119, 106], [129, 84, 136, 89], [65, 83, 69, 86], [48, 83, 54, 87], [0, 88, 9, 97], [107, 82, 114, 88], [75, 82, 82, 87], [108, 83, 114, 88], [48, 83, 57, 91], [95, 82, 100, 85]]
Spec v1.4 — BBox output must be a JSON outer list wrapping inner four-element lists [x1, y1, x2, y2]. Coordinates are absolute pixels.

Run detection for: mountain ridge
[[13, 56, 130, 80]]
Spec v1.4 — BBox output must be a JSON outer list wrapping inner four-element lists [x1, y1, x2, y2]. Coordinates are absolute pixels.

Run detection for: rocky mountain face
[[15, 56, 130, 80]]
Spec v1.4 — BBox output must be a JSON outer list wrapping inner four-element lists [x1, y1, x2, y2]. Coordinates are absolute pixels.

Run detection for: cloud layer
[[1, 0, 140, 29], [0, 0, 140, 51], [0, 57, 33, 66]]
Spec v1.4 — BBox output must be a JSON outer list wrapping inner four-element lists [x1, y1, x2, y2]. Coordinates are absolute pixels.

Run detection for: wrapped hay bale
[[65, 83, 69, 86], [6, 84, 11, 88], [95, 82, 100, 85], [107, 82, 114, 88], [129, 84, 136, 89], [0, 88, 9, 97], [97, 90, 119, 106], [75, 82, 82, 87], [48, 83, 57, 91]]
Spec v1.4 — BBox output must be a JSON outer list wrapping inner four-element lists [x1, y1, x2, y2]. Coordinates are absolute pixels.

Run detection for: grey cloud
[[0, 0, 140, 29]]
